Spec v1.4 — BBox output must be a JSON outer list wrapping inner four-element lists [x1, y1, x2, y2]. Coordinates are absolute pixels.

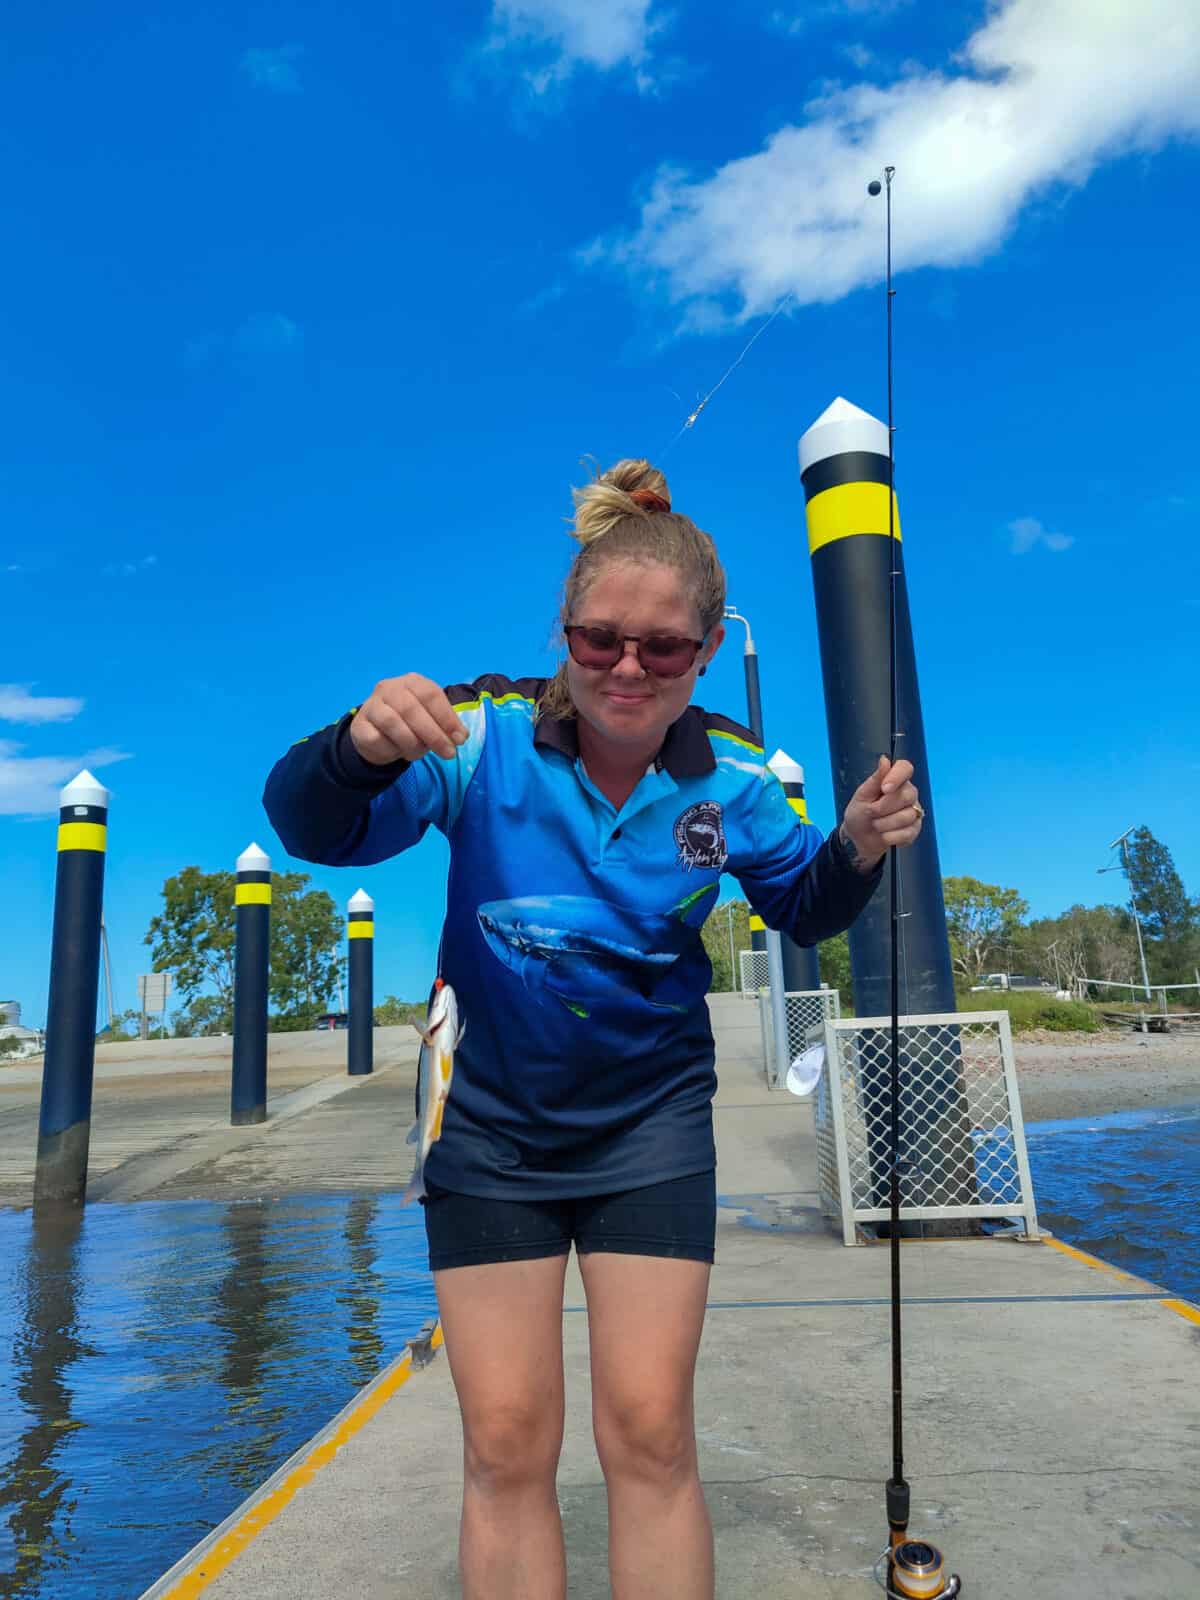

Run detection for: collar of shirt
[[532, 704, 718, 780]]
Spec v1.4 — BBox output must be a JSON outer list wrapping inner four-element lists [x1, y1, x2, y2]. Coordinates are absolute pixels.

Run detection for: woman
[[263, 458, 924, 1600]]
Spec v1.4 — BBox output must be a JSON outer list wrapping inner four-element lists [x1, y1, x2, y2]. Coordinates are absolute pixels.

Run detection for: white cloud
[[0, 742, 130, 817], [1008, 516, 1073, 556], [0, 685, 85, 725], [602, 0, 1200, 322], [104, 554, 158, 578], [233, 312, 301, 355], [186, 313, 302, 370], [487, 0, 664, 91], [240, 45, 303, 94], [770, 0, 911, 34]]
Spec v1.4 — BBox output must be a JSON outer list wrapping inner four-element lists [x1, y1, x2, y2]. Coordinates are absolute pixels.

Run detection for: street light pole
[[723, 607, 763, 744], [1100, 826, 1152, 1001]]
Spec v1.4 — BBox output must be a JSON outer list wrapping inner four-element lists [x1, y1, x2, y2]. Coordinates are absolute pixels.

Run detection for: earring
[[698, 665, 707, 677]]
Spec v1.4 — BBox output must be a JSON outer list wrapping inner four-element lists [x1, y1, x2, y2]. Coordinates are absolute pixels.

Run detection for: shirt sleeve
[[732, 768, 883, 946], [262, 698, 486, 867]]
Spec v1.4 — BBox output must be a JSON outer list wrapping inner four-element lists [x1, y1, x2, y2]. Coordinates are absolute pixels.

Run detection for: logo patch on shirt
[[673, 802, 728, 872]]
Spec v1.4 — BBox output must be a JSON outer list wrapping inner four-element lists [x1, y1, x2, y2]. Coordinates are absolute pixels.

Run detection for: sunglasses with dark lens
[[564, 625, 705, 678]]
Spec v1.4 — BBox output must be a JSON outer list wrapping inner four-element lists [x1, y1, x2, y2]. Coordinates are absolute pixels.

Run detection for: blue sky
[[4, 0, 1198, 1025]]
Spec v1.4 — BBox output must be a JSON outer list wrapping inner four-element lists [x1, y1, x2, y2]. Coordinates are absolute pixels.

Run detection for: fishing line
[[658, 291, 796, 459]]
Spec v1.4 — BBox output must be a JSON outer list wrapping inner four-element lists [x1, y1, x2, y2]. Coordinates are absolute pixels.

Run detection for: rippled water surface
[[1025, 1103, 1200, 1303], [0, 1195, 436, 1600]]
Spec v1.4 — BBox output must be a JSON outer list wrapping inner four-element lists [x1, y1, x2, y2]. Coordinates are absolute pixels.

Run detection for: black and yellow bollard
[[34, 771, 109, 1208], [797, 397, 955, 1018], [231, 842, 271, 1125], [347, 888, 374, 1077], [768, 749, 822, 993], [798, 397, 975, 1217]]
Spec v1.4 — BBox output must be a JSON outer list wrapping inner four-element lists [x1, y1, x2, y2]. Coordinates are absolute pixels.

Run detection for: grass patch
[[955, 991, 1100, 1032]]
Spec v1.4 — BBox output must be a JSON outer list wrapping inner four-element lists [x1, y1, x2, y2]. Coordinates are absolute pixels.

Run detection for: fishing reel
[[873, 1540, 961, 1598]]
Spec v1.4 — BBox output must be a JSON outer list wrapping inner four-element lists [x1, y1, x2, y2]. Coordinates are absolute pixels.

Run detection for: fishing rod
[[867, 165, 961, 1600]]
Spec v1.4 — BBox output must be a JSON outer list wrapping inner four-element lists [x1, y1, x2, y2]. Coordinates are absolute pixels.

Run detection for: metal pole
[[768, 750, 821, 993], [725, 902, 736, 992], [100, 917, 116, 1031], [35, 770, 109, 1208], [347, 888, 375, 1077], [1119, 835, 1153, 1001], [231, 843, 271, 1125], [765, 929, 790, 1089]]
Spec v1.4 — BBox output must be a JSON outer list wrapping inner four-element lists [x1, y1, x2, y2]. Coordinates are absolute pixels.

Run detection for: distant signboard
[[137, 973, 174, 1012]]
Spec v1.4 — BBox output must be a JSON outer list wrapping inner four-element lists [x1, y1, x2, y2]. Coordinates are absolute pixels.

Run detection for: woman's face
[[566, 560, 724, 759]]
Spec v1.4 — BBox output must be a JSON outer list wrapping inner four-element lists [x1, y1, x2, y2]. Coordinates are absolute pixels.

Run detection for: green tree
[[374, 995, 426, 1027], [1123, 827, 1199, 983], [269, 874, 341, 1024], [97, 1008, 143, 1043], [1012, 904, 1138, 992], [146, 866, 343, 1028], [942, 877, 1029, 986], [818, 930, 853, 1010], [700, 899, 750, 992], [0, 1033, 25, 1058], [174, 994, 232, 1036]]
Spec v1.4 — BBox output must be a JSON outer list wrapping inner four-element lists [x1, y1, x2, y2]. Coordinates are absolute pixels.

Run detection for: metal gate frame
[[811, 1009, 1040, 1246]]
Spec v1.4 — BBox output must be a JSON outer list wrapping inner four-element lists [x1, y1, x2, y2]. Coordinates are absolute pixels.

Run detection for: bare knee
[[594, 1396, 697, 1488], [463, 1401, 563, 1497]]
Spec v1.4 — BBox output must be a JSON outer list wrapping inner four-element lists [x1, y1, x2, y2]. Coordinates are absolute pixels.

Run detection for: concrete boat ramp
[[5, 1000, 1199, 1597]]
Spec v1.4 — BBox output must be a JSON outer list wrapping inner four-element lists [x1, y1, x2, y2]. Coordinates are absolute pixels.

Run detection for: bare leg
[[579, 1252, 713, 1600], [435, 1254, 570, 1600]]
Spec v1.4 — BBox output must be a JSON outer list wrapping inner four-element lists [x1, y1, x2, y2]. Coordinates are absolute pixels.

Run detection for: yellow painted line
[[154, 1324, 443, 1599], [1162, 1298, 1200, 1327], [1042, 1236, 1152, 1288]]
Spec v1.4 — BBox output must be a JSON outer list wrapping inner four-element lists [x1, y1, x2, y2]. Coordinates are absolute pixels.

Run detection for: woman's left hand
[[840, 756, 925, 868]]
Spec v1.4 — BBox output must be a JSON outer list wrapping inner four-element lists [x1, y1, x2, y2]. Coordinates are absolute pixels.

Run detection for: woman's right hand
[[348, 675, 468, 765]]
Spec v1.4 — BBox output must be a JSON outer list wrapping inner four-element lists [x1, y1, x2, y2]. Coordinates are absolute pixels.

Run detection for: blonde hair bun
[[570, 458, 672, 546]]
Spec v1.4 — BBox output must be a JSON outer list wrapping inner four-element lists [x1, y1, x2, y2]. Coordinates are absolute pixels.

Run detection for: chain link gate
[[757, 987, 843, 1087], [739, 948, 770, 996], [808, 1010, 1039, 1245]]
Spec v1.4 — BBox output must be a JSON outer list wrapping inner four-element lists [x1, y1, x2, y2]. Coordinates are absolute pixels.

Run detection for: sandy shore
[[1013, 1029, 1200, 1123]]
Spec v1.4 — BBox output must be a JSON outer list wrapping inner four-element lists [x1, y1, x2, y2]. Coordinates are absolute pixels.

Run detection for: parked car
[[315, 1012, 350, 1030], [969, 973, 1054, 993]]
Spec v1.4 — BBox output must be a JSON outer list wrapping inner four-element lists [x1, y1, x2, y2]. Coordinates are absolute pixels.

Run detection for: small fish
[[403, 979, 463, 1205]]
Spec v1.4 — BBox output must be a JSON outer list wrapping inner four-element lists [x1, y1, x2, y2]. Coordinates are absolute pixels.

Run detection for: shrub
[[955, 991, 1099, 1032]]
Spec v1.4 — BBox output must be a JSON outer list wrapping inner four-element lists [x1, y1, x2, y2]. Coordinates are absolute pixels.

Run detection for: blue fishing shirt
[[263, 675, 881, 1199]]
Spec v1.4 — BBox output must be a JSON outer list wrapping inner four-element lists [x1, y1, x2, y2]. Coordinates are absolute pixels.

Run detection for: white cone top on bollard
[[61, 769, 110, 811], [348, 888, 375, 914], [798, 396, 888, 476], [768, 749, 805, 786], [237, 842, 271, 873]]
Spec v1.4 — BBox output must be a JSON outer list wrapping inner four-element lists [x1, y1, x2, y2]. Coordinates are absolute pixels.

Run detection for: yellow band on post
[[786, 798, 810, 820], [235, 883, 272, 906], [806, 481, 901, 554], [347, 922, 374, 939], [748, 915, 766, 932], [57, 822, 107, 852]]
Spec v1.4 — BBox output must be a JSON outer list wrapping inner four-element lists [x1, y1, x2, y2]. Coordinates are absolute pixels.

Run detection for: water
[[1025, 1103, 1200, 1304], [0, 1195, 436, 1600]]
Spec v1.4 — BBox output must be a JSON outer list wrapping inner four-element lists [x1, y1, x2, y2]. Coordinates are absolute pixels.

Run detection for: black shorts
[[422, 1170, 717, 1272]]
